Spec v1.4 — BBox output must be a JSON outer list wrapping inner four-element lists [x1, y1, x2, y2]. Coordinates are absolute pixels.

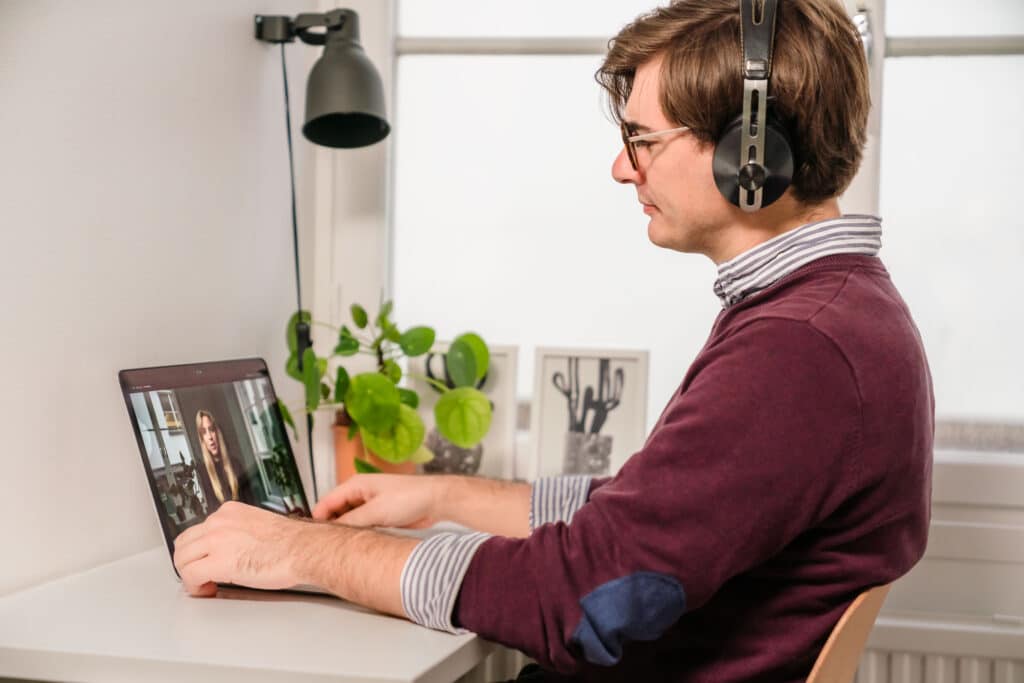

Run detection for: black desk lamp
[[255, 9, 391, 501]]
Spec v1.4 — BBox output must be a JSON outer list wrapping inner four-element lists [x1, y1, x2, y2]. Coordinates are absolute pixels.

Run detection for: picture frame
[[407, 343, 519, 480], [530, 347, 649, 480]]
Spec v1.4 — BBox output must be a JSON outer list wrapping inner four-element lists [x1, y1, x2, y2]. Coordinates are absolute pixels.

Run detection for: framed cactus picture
[[530, 347, 649, 480]]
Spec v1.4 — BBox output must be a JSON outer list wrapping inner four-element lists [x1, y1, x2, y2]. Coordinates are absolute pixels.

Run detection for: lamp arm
[[254, 11, 347, 46]]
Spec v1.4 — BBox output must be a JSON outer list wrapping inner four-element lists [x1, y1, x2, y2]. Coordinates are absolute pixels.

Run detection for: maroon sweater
[[455, 254, 933, 681]]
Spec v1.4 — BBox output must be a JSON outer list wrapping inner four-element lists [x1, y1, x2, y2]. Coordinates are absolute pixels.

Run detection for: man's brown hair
[[597, 0, 870, 204]]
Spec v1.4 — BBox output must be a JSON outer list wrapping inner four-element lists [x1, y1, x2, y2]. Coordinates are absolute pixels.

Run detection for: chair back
[[806, 584, 891, 683]]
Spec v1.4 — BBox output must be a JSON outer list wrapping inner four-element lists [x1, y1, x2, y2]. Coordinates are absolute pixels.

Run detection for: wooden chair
[[806, 584, 891, 683]]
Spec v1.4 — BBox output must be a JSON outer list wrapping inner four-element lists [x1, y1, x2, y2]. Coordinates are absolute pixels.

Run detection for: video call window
[[128, 375, 309, 539]]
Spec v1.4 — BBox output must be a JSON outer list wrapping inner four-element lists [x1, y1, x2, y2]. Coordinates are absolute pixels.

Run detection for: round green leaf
[[276, 401, 296, 438], [445, 339, 477, 388], [399, 326, 435, 357], [344, 372, 400, 433], [286, 310, 312, 353], [454, 332, 489, 383], [353, 458, 381, 474], [334, 366, 350, 403], [382, 321, 401, 343], [376, 300, 394, 326], [383, 359, 403, 383], [398, 388, 419, 409], [409, 444, 435, 464], [302, 348, 322, 411], [360, 404, 425, 462], [435, 387, 492, 448], [320, 383, 331, 400], [351, 304, 368, 329], [285, 353, 302, 381], [334, 326, 360, 356]]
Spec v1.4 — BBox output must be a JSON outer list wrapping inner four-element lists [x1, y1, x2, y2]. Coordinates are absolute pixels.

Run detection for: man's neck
[[709, 197, 841, 265]]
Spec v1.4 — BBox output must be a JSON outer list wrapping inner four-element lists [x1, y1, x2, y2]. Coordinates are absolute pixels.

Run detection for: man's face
[[612, 53, 733, 256]]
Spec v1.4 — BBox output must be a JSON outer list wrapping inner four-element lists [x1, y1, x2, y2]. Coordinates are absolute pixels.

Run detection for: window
[[879, 55, 1024, 430], [147, 390, 191, 467], [398, 0, 660, 38], [391, 1, 1024, 444], [234, 377, 291, 502], [130, 390, 206, 523]]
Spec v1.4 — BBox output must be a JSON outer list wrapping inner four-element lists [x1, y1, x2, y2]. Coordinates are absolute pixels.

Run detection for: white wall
[[0, 0, 320, 595]]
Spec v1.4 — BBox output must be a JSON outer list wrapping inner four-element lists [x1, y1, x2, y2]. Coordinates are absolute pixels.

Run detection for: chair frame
[[806, 584, 892, 683]]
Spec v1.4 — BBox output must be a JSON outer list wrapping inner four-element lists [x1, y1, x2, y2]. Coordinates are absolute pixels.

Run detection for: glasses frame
[[619, 122, 691, 171]]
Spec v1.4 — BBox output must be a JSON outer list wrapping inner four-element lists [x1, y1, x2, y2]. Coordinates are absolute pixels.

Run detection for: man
[[173, 0, 933, 680]]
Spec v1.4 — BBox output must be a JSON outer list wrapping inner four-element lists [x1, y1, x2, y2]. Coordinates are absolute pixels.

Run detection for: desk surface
[[0, 547, 495, 683]]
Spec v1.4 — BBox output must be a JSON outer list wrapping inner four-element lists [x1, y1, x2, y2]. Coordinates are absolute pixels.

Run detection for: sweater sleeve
[[453, 318, 862, 674], [530, 476, 594, 530]]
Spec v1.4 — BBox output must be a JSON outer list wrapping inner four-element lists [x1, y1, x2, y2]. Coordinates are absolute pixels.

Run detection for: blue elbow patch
[[570, 572, 687, 667]]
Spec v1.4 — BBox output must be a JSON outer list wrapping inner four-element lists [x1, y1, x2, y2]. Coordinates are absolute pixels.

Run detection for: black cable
[[281, 44, 302, 320], [280, 43, 319, 503]]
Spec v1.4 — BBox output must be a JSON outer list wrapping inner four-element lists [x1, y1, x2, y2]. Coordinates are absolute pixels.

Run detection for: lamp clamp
[[254, 10, 350, 46]]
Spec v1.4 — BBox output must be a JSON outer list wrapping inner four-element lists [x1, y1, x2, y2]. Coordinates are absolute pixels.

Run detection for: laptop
[[119, 358, 312, 578]]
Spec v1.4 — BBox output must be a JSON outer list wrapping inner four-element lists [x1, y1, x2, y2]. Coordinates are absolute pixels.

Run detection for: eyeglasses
[[619, 122, 691, 171]]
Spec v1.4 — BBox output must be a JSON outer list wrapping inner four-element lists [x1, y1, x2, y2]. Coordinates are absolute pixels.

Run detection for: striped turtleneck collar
[[713, 214, 882, 308]]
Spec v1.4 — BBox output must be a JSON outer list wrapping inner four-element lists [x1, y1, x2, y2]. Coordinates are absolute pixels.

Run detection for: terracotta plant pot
[[332, 423, 416, 485]]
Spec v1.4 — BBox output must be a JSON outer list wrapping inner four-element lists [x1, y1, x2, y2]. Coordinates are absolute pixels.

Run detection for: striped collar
[[713, 214, 883, 308]]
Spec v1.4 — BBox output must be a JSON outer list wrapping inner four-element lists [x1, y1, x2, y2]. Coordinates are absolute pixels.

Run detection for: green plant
[[282, 301, 492, 471]]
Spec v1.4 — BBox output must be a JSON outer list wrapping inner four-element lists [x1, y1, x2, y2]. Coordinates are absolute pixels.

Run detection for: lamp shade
[[303, 10, 390, 148]]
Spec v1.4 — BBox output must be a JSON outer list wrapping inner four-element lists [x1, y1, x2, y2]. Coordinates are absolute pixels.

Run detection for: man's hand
[[313, 473, 533, 538], [312, 474, 442, 529], [173, 501, 312, 597]]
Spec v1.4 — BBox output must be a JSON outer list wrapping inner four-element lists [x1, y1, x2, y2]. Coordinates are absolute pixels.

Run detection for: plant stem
[[312, 320, 338, 333], [407, 371, 449, 394]]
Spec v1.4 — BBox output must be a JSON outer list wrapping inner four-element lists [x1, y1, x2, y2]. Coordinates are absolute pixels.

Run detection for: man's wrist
[[286, 520, 417, 618], [436, 475, 465, 523], [288, 521, 360, 593]]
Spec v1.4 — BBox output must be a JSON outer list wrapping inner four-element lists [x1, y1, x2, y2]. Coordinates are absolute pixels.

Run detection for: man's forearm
[[439, 476, 531, 538], [292, 522, 418, 618]]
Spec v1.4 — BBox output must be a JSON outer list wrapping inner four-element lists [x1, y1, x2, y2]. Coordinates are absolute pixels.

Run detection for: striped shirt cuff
[[400, 531, 491, 634], [529, 475, 594, 531]]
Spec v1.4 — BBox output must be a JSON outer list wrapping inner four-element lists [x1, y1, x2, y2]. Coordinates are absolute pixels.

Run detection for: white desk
[[0, 548, 497, 683]]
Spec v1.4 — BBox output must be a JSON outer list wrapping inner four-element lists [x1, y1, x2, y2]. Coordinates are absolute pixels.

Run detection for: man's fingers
[[313, 479, 370, 521], [173, 532, 211, 571], [179, 555, 224, 597], [335, 498, 388, 527], [174, 520, 207, 549], [193, 581, 218, 597]]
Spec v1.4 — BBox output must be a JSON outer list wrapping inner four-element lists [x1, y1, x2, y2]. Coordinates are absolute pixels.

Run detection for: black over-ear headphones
[[712, 0, 795, 212]]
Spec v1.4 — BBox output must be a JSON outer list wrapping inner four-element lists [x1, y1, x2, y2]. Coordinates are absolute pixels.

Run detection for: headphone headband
[[711, 0, 793, 212], [737, 0, 779, 211], [740, 0, 778, 80]]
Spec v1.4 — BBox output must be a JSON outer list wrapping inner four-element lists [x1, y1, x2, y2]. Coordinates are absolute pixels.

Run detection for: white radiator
[[458, 647, 1024, 682], [858, 649, 1024, 683]]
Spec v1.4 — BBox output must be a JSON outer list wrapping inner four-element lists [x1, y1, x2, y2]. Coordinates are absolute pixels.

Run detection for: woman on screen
[[195, 409, 241, 506]]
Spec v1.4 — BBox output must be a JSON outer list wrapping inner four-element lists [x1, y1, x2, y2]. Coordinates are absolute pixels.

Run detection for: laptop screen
[[120, 358, 310, 560]]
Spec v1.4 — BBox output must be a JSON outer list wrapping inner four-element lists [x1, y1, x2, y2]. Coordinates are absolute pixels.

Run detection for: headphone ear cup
[[712, 114, 795, 209]]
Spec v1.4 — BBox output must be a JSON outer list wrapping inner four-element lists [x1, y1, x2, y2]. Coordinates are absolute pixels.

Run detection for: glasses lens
[[620, 122, 638, 170]]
